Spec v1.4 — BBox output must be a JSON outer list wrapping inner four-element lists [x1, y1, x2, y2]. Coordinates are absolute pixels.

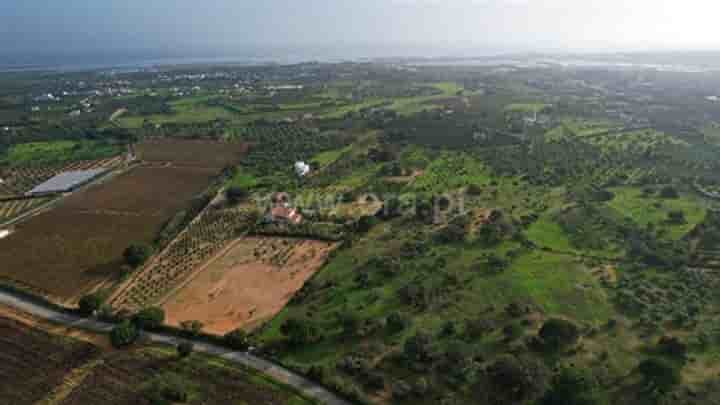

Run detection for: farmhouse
[[26, 169, 107, 196]]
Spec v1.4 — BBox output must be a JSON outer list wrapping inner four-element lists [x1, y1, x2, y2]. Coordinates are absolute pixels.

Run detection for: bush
[[539, 367, 600, 405], [226, 186, 249, 204], [145, 373, 191, 404], [179, 320, 204, 338], [667, 210, 686, 224], [280, 318, 322, 346], [110, 320, 139, 348], [538, 318, 580, 351], [659, 185, 679, 199], [133, 307, 165, 330], [78, 293, 103, 316], [123, 244, 152, 268], [638, 358, 681, 393], [487, 355, 551, 403], [177, 342, 194, 358], [224, 328, 249, 351], [386, 312, 411, 333]]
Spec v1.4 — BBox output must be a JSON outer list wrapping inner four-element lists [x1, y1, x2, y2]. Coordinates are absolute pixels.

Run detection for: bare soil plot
[[163, 237, 338, 334], [61, 166, 215, 215], [136, 140, 249, 168], [0, 316, 100, 404], [0, 210, 167, 301]]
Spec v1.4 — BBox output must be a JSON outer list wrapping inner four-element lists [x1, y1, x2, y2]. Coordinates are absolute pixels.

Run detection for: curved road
[[0, 291, 350, 405]]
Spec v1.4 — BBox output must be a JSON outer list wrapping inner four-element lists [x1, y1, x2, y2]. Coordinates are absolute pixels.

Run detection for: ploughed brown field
[[163, 237, 338, 334], [136, 140, 249, 168], [0, 316, 99, 404], [0, 166, 216, 303], [62, 166, 217, 215]]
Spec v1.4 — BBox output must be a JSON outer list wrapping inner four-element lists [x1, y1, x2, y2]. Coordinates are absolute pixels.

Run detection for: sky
[[2, 0, 720, 60]]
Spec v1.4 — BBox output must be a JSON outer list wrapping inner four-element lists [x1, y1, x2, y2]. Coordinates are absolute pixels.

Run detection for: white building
[[294, 161, 311, 177]]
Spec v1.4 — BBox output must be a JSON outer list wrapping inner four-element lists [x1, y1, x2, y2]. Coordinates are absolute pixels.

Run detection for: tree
[[226, 186, 249, 204], [638, 358, 681, 394], [133, 307, 165, 330], [659, 185, 679, 199], [404, 332, 433, 362], [177, 342, 194, 358], [224, 328, 250, 350], [280, 318, 321, 346], [78, 293, 103, 316], [123, 244, 152, 268], [538, 318, 580, 351], [110, 320, 139, 348], [386, 312, 411, 333], [487, 355, 551, 404], [179, 320, 204, 338], [667, 210, 686, 225], [539, 367, 601, 405], [339, 313, 360, 337]]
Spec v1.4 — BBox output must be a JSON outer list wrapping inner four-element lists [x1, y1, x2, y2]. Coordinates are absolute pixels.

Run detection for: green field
[[607, 187, 707, 240], [0, 140, 122, 167]]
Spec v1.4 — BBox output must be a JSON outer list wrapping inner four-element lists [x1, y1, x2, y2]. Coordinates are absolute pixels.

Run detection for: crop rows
[[0, 198, 52, 222], [0, 156, 123, 197], [112, 208, 254, 310]]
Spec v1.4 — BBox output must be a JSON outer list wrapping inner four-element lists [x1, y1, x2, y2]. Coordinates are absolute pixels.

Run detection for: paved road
[[0, 291, 351, 405]]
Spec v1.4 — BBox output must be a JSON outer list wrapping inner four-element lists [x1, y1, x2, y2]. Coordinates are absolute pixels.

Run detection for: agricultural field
[[0, 316, 100, 404], [8, 62, 720, 405], [0, 166, 218, 303], [62, 166, 217, 215], [163, 237, 338, 334], [0, 312, 314, 405], [0, 197, 52, 223], [110, 206, 257, 311], [0, 140, 123, 167], [136, 139, 249, 168], [0, 155, 124, 197]]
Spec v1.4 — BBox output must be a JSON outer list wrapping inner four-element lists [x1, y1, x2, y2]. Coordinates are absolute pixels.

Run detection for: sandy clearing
[[163, 237, 338, 335]]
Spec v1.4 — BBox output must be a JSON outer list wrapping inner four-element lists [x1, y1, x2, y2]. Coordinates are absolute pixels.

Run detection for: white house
[[294, 161, 311, 177]]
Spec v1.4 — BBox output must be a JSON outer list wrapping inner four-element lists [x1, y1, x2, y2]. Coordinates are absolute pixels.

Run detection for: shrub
[[487, 355, 551, 403], [503, 323, 524, 342], [123, 244, 152, 268], [177, 342, 194, 358], [659, 186, 679, 199], [145, 373, 191, 404], [386, 312, 411, 333], [226, 186, 249, 204], [78, 293, 103, 316], [539, 367, 600, 405], [133, 307, 165, 330], [179, 320, 204, 338], [538, 318, 580, 351], [224, 328, 250, 350], [638, 358, 681, 393], [404, 332, 433, 362], [280, 318, 322, 346], [111, 320, 139, 348], [667, 210, 686, 224]]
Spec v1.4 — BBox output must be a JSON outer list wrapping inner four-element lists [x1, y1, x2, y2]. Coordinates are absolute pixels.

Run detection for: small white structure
[[0, 230, 11, 239], [294, 161, 311, 177]]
